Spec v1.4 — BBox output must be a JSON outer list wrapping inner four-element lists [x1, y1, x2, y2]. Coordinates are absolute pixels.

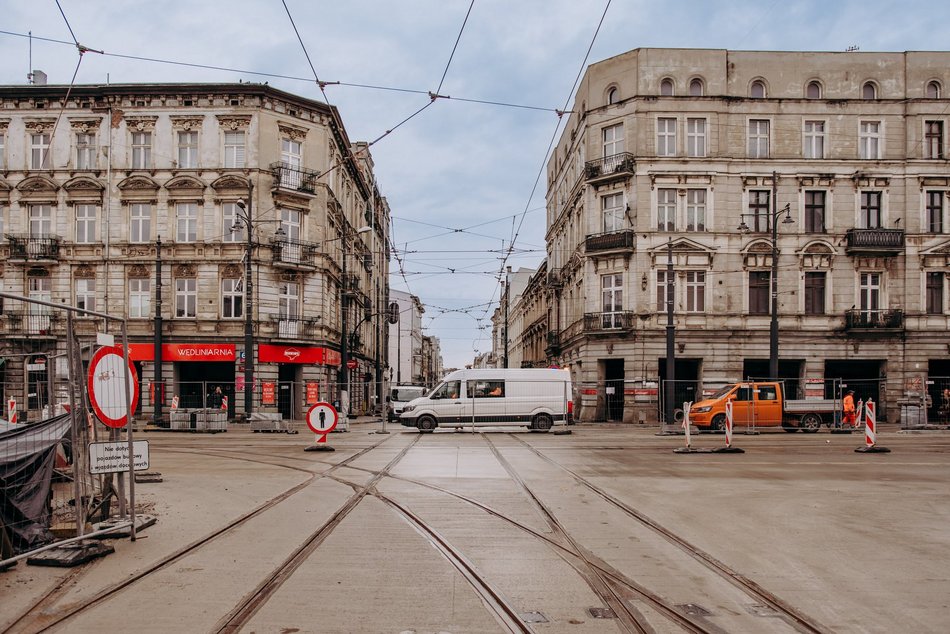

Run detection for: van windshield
[[392, 387, 426, 402], [707, 385, 736, 400]]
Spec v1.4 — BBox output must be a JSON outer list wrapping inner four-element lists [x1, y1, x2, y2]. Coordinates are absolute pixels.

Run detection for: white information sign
[[88, 440, 150, 474]]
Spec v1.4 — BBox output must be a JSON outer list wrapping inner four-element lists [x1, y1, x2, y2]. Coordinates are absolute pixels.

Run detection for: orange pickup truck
[[687, 381, 838, 432]]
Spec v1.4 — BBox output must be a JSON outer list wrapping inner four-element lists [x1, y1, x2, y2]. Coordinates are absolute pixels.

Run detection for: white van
[[387, 385, 428, 421], [398, 368, 573, 432]]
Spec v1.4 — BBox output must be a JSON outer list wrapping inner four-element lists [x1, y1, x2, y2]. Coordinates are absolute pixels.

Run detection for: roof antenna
[[27, 31, 33, 84]]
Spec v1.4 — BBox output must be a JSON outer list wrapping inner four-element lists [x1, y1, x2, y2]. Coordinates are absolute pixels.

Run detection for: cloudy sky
[[2, 0, 950, 368]]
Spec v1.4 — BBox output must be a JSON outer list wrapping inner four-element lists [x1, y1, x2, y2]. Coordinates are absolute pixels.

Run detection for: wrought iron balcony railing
[[269, 161, 320, 194], [3, 310, 63, 336], [584, 311, 636, 332], [845, 228, 904, 254], [273, 316, 317, 339], [6, 234, 63, 260], [844, 308, 904, 330], [270, 237, 318, 267], [584, 152, 635, 180], [585, 229, 635, 253]]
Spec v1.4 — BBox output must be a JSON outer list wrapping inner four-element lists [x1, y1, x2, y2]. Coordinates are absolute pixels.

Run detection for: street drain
[[587, 607, 616, 619], [747, 603, 781, 617], [676, 603, 712, 617], [520, 611, 548, 623]]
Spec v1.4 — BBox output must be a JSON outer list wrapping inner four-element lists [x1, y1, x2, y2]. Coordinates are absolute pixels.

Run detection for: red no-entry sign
[[87, 346, 140, 428]]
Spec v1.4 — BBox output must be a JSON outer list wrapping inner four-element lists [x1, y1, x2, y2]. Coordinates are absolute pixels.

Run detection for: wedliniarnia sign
[[88, 440, 150, 474]]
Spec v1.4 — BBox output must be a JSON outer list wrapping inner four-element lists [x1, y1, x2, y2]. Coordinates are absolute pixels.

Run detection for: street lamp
[[234, 196, 285, 418], [738, 198, 794, 380], [338, 224, 372, 426]]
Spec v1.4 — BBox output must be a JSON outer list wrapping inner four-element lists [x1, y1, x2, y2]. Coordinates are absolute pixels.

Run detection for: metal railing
[[270, 237, 318, 267], [584, 311, 636, 332], [845, 228, 904, 251], [584, 152, 635, 179], [273, 316, 318, 339], [844, 308, 904, 329], [2, 310, 63, 335], [5, 234, 63, 260], [585, 229, 635, 253], [269, 161, 320, 193]]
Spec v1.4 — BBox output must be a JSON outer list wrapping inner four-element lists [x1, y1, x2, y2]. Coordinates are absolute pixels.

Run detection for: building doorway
[[928, 359, 950, 423], [178, 361, 235, 416], [658, 358, 701, 420], [604, 358, 624, 422], [278, 364, 299, 420], [824, 359, 885, 419]]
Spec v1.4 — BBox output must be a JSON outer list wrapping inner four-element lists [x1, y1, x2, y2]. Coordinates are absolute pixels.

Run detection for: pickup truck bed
[[784, 399, 838, 413]]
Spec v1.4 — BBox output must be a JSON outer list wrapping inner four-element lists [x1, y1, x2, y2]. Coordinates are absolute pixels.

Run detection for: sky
[[2, 0, 950, 369]]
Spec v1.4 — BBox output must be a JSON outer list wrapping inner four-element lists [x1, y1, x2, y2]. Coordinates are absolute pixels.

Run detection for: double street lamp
[[738, 197, 794, 380], [338, 225, 372, 424]]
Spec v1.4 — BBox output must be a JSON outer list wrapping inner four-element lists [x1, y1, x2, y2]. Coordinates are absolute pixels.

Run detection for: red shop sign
[[259, 344, 327, 365], [306, 382, 320, 404], [262, 382, 276, 404], [127, 343, 235, 362]]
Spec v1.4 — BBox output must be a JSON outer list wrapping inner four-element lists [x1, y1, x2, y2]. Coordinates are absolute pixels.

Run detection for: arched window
[[660, 78, 674, 96], [862, 81, 877, 100], [806, 81, 822, 99], [927, 81, 941, 99], [689, 78, 704, 96], [606, 87, 619, 105], [750, 80, 766, 99]]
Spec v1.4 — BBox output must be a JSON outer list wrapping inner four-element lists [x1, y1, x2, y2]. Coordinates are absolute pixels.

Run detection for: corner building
[[544, 49, 950, 423], [0, 82, 389, 422]]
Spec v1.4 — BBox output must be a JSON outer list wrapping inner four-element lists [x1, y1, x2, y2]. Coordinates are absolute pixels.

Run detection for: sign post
[[304, 402, 338, 452]]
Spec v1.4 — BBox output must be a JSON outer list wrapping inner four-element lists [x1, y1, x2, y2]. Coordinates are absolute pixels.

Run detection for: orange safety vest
[[843, 394, 855, 413]]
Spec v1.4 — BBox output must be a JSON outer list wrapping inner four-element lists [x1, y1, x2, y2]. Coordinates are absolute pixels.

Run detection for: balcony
[[585, 229, 635, 254], [584, 311, 636, 333], [269, 161, 320, 195], [343, 274, 361, 293], [545, 331, 561, 357], [844, 308, 904, 331], [2, 311, 63, 337], [845, 228, 904, 255], [274, 316, 317, 340], [6, 234, 63, 261], [270, 237, 318, 268], [545, 268, 564, 289], [584, 152, 635, 183]]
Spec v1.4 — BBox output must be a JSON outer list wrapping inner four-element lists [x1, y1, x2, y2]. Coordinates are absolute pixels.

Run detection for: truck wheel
[[799, 413, 821, 433], [710, 414, 726, 432], [532, 413, 553, 432], [417, 415, 437, 433]]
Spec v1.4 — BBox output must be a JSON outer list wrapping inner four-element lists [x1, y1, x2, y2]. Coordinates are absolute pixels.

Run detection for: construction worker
[[842, 389, 857, 428]]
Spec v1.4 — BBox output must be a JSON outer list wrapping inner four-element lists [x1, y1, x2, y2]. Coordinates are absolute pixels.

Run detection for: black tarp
[[0, 414, 71, 557]]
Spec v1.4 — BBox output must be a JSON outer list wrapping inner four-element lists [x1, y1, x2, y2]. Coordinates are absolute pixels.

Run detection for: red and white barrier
[[854, 399, 864, 429], [725, 399, 734, 447], [682, 401, 692, 448], [171, 395, 180, 410], [221, 395, 228, 411], [855, 398, 890, 453], [7, 398, 17, 424]]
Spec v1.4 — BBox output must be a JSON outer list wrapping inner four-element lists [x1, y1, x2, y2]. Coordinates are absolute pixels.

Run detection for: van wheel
[[799, 413, 821, 433], [710, 414, 726, 432], [532, 413, 553, 432], [417, 415, 437, 433]]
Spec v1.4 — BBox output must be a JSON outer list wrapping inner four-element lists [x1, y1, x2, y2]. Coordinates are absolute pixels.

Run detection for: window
[[0, 132, 5, 169], [175, 278, 197, 318], [75, 204, 97, 243], [859, 121, 882, 159], [748, 120, 770, 158], [926, 272, 945, 314], [748, 190, 771, 232], [656, 270, 670, 311], [926, 190, 944, 233], [602, 123, 623, 156], [660, 78, 674, 96], [657, 118, 676, 156], [859, 273, 881, 315], [601, 273, 623, 328], [432, 381, 461, 400], [806, 81, 822, 99], [927, 81, 941, 99], [222, 202, 246, 242], [749, 271, 771, 315], [602, 192, 624, 232], [925, 121, 944, 159], [606, 87, 619, 105], [686, 189, 706, 232], [750, 80, 766, 99], [860, 191, 882, 228], [469, 380, 505, 398], [131, 132, 152, 169], [222, 278, 244, 318], [804, 272, 826, 315], [129, 279, 150, 318], [75, 278, 96, 312], [862, 82, 877, 100], [686, 118, 706, 157], [130, 203, 151, 243], [689, 78, 704, 96], [223, 131, 246, 168], [280, 208, 301, 241], [280, 138, 302, 168], [278, 281, 299, 318], [76, 133, 96, 170], [804, 120, 825, 159], [758, 385, 778, 401], [804, 191, 826, 233], [685, 271, 705, 312], [31, 133, 51, 169], [657, 188, 676, 231], [178, 131, 198, 168], [176, 202, 198, 242], [30, 204, 52, 236]]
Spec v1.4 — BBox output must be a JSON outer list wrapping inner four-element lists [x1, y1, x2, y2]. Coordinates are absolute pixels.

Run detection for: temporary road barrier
[[713, 399, 745, 453], [855, 399, 890, 454]]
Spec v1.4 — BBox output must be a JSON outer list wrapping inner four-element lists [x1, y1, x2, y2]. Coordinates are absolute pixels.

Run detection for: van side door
[[731, 384, 753, 425], [468, 379, 506, 425], [754, 383, 782, 426]]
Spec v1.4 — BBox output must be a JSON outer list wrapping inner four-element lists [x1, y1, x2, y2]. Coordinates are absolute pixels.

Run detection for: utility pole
[[503, 265, 511, 368], [241, 185, 255, 417], [664, 239, 676, 424], [153, 237, 163, 426], [769, 171, 780, 380], [339, 229, 350, 421]]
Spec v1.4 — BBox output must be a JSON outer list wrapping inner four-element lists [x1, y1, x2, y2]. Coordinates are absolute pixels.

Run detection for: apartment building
[[541, 48, 950, 423], [0, 81, 390, 422]]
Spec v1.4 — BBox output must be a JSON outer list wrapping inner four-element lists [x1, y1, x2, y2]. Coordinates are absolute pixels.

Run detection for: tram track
[[4, 434, 396, 634]]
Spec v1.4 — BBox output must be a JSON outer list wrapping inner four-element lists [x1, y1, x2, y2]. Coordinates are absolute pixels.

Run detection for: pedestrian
[[209, 386, 223, 409], [842, 389, 857, 428]]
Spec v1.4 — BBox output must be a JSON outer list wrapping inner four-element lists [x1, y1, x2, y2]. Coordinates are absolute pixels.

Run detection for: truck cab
[[689, 382, 783, 429]]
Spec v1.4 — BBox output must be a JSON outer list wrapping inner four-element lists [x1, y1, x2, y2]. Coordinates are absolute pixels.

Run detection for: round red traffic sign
[[307, 402, 338, 436], [346, 359, 358, 369], [87, 346, 140, 428]]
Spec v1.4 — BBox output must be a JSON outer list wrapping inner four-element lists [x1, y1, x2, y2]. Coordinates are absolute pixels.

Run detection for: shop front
[[259, 344, 339, 420], [129, 343, 236, 417]]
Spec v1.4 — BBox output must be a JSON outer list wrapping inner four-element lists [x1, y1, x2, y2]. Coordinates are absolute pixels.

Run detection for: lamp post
[[738, 182, 794, 380], [337, 225, 372, 425], [235, 194, 285, 418]]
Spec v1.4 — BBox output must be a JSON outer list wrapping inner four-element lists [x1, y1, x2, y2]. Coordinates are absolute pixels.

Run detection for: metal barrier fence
[[1, 292, 138, 567]]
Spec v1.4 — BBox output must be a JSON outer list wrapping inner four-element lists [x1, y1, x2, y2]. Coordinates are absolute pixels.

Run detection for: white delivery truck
[[398, 368, 573, 432], [387, 385, 428, 422]]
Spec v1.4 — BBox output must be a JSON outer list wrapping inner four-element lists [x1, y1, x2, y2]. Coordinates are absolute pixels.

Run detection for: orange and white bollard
[[7, 398, 17, 424], [674, 401, 697, 453], [171, 395, 180, 410], [855, 399, 890, 453], [714, 399, 745, 453], [854, 399, 864, 429], [221, 395, 228, 411]]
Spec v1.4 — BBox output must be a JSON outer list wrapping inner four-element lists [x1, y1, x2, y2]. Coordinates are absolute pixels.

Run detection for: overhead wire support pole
[[237, 189, 255, 418], [770, 171, 780, 381], [665, 239, 676, 425]]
